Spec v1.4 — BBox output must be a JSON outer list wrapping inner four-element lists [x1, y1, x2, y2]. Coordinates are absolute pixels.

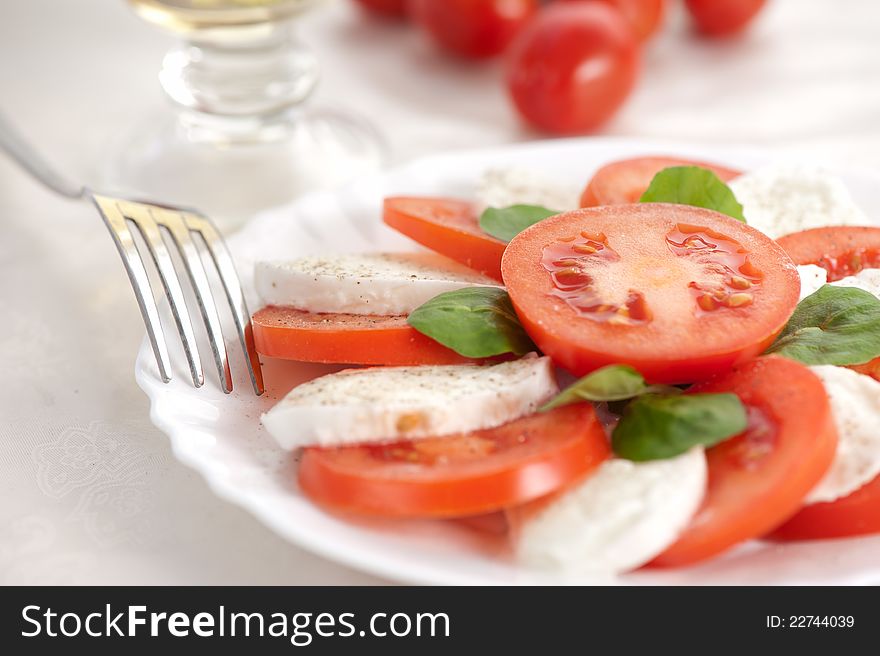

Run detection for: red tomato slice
[[502, 204, 800, 383], [776, 226, 880, 281], [777, 226, 880, 381], [580, 156, 742, 208], [252, 306, 477, 366], [850, 359, 880, 380], [298, 404, 610, 518], [650, 357, 838, 567], [455, 512, 509, 535], [770, 474, 880, 541], [383, 197, 506, 280]]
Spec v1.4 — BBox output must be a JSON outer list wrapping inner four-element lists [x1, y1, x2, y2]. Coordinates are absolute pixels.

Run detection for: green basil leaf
[[764, 284, 880, 365], [612, 393, 748, 461], [639, 166, 745, 222], [540, 365, 680, 411], [407, 287, 536, 358], [479, 204, 559, 242]]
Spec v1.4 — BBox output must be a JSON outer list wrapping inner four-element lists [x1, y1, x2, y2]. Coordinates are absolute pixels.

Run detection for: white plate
[[137, 137, 880, 585]]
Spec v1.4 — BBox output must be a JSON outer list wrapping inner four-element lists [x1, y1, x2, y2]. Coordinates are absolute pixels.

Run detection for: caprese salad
[[251, 155, 880, 575]]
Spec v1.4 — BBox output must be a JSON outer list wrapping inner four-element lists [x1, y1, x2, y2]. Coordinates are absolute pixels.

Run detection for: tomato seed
[[739, 259, 763, 279], [727, 293, 753, 308], [698, 294, 719, 312], [729, 276, 752, 290], [554, 268, 592, 287]]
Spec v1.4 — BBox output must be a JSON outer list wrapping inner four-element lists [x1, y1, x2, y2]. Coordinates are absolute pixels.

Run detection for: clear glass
[[105, 0, 387, 230]]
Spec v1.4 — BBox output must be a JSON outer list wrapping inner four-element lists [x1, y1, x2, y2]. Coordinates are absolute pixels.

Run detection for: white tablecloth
[[1, 0, 879, 585]]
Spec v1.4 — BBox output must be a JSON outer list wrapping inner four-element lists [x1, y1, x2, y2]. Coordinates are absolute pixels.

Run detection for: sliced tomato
[[850, 359, 880, 380], [383, 197, 506, 280], [777, 226, 880, 381], [579, 156, 741, 208], [298, 404, 610, 518], [502, 203, 800, 383], [650, 357, 838, 568], [770, 474, 880, 541], [454, 511, 509, 535], [776, 226, 880, 281], [252, 306, 477, 366]]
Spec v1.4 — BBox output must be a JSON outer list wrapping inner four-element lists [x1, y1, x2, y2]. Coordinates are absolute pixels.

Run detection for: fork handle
[[0, 110, 85, 199]]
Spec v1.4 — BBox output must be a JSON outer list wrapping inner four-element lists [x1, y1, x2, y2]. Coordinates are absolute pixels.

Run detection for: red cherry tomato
[[409, 0, 538, 59], [505, 2, 640, 134], [560, 0, 666, 41], [685, 0, 767, 37], [352, 0, 408, 18]]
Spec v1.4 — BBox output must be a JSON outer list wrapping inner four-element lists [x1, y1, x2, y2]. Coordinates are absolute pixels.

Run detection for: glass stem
[[158, 22, 319, 144]]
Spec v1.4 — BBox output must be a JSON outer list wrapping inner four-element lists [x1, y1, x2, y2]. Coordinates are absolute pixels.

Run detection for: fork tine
[[117, 200, 205, 389], [157, 209, 234, 394], [186, 213, 265, 396], [91, 194, 172, 383]]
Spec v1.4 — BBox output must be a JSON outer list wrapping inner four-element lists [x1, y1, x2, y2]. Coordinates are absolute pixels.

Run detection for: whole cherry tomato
[[685, 0, 767, 36], [352, 0, 408, 19], [560, 0, 666, 41], [505, 2, 640, 134], [409, 0, 539, 59]]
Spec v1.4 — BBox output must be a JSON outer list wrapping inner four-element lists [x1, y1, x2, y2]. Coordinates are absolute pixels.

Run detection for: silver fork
[[0, 112, 264, 395]]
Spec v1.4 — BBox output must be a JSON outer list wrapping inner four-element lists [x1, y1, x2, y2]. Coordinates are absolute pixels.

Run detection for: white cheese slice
[[797, 266, 880, 303], [832, 267, 880, 298], [797, 264, 829, 300], [475, 167, 580, 213], [730, 164, 869, 239], [806, 365, 880, 504], [262, 356, 558, 450], [515, 449, 707, 574], [255, 253, 500, 315]]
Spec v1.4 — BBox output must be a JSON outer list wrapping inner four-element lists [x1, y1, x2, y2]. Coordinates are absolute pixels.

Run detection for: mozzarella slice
[[832, 267, 880, 298], [806, 365, 880, 504], [515, 449, 707, 574], [798, 264, 829, 300], [255, 253, 500, 315], [475, 167, 580, 212], [262, 356, 558, 450], [796, 265, 880, 303], [730, 164, 868, 239]]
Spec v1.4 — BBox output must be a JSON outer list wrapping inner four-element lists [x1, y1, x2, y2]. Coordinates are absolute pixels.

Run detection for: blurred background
[[0, 0, 879, 584], [4, 3, 880, 175]]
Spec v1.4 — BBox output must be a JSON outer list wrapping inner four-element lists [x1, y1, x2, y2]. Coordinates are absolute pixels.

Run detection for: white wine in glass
[[130, 0, 321, 32], [107, 0, 386, 228]]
